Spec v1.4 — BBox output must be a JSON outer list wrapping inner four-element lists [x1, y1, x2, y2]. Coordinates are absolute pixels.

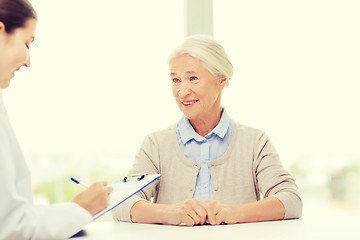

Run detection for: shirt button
[[204, 184, 208, 188], [202, 160, 207, 164]]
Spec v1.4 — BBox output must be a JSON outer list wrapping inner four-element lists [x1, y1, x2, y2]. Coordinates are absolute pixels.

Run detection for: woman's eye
[[172, 78, 180, 84], [190, 76, 198, 81]]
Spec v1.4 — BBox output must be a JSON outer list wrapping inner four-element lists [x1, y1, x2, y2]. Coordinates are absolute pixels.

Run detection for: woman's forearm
[[130, 200, 165, 224], [235, 197, 285, 223], [131, 197, 285, 225], [131, 199, 209, 226]]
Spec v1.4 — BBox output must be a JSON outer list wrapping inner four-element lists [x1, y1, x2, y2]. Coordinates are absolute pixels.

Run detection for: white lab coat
[[0, 90, 92, 240]]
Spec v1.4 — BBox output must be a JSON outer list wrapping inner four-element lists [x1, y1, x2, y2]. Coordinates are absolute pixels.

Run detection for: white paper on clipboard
[[93, 173, 161, 220]]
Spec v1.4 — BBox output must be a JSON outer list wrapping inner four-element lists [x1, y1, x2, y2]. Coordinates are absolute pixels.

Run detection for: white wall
[[4, 0, 184, 184], [214, 0, 360, 168]]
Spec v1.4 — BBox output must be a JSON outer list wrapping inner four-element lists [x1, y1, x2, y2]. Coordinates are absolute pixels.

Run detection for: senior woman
[[0, 0, 112, 239], [113, 34, 302, 226]]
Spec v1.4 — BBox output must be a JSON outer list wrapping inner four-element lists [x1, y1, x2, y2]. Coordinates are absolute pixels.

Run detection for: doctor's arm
[[72, 181, 113, 216]]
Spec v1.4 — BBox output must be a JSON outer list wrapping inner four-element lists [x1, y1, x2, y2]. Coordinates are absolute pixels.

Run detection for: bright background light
[[214, 0, 360, 166], [5, 0, 184, 188], [3, 0, 360, 212]]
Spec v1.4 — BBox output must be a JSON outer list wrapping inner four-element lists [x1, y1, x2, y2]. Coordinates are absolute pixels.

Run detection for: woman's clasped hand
[[162, 199, 239, 226]]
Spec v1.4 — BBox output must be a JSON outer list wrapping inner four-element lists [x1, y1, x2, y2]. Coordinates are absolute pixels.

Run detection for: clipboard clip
[[123, 173, 148, 182]]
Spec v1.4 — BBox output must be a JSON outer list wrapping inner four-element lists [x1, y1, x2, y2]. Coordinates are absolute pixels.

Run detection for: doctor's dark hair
[[0, 0, 37, 34]]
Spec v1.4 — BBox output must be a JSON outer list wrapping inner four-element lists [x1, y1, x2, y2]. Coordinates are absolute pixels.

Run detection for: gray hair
[[168, 34, 233, 86]]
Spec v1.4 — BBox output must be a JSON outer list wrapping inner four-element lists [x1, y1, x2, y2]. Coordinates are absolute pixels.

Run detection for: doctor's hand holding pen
[[71, 178, 113, 216]]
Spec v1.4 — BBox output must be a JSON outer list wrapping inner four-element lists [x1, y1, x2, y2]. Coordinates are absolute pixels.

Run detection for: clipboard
[[93, 173, 161, 220]]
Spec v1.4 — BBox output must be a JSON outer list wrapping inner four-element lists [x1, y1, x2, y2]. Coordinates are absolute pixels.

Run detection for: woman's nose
[[178, 87, 191, 98]]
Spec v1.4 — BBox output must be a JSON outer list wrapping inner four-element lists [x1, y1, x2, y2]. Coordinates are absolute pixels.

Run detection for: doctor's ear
[[0, 22, 5, 33]]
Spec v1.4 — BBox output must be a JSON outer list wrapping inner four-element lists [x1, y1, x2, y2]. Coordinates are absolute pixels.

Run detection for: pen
[[70, 177, 90, 188]]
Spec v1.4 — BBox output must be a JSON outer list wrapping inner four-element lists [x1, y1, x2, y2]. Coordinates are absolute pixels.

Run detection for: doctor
[[0, 0, 113, 239]]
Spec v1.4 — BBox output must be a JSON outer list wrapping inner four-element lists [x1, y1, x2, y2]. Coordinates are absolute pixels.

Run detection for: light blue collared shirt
[[176, 109, 232, 201]]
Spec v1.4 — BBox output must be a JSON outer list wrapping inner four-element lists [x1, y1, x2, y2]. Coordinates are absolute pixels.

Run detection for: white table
[[71, 215, 359, 240]]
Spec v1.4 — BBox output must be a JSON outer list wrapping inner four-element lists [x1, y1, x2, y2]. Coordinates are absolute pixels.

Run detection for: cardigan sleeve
[[254, 132, 303, 219], [112, 134, 161, 222]]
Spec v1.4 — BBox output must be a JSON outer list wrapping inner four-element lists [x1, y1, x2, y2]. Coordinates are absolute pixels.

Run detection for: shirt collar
[[177, 108, 231, 144], [212, 109, 231, 139]]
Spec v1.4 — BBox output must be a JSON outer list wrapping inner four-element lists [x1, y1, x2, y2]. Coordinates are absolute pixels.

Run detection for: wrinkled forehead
[[169, 53, 216, 79], [170, 54, 206, 72]]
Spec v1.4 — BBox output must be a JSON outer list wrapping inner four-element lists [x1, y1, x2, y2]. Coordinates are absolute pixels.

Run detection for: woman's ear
[[218, 75, 227, 91]]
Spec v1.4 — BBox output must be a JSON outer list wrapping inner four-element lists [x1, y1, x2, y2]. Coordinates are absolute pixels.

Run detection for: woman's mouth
[[182, 100, 198, 106]]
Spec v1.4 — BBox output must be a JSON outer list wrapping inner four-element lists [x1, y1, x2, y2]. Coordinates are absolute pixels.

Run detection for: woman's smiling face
[[170, 53, 226, 122], [0, 18, 36, 89]]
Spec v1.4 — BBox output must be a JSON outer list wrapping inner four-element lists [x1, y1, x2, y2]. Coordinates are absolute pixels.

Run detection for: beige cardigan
[[112, 121, 302, 222]]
